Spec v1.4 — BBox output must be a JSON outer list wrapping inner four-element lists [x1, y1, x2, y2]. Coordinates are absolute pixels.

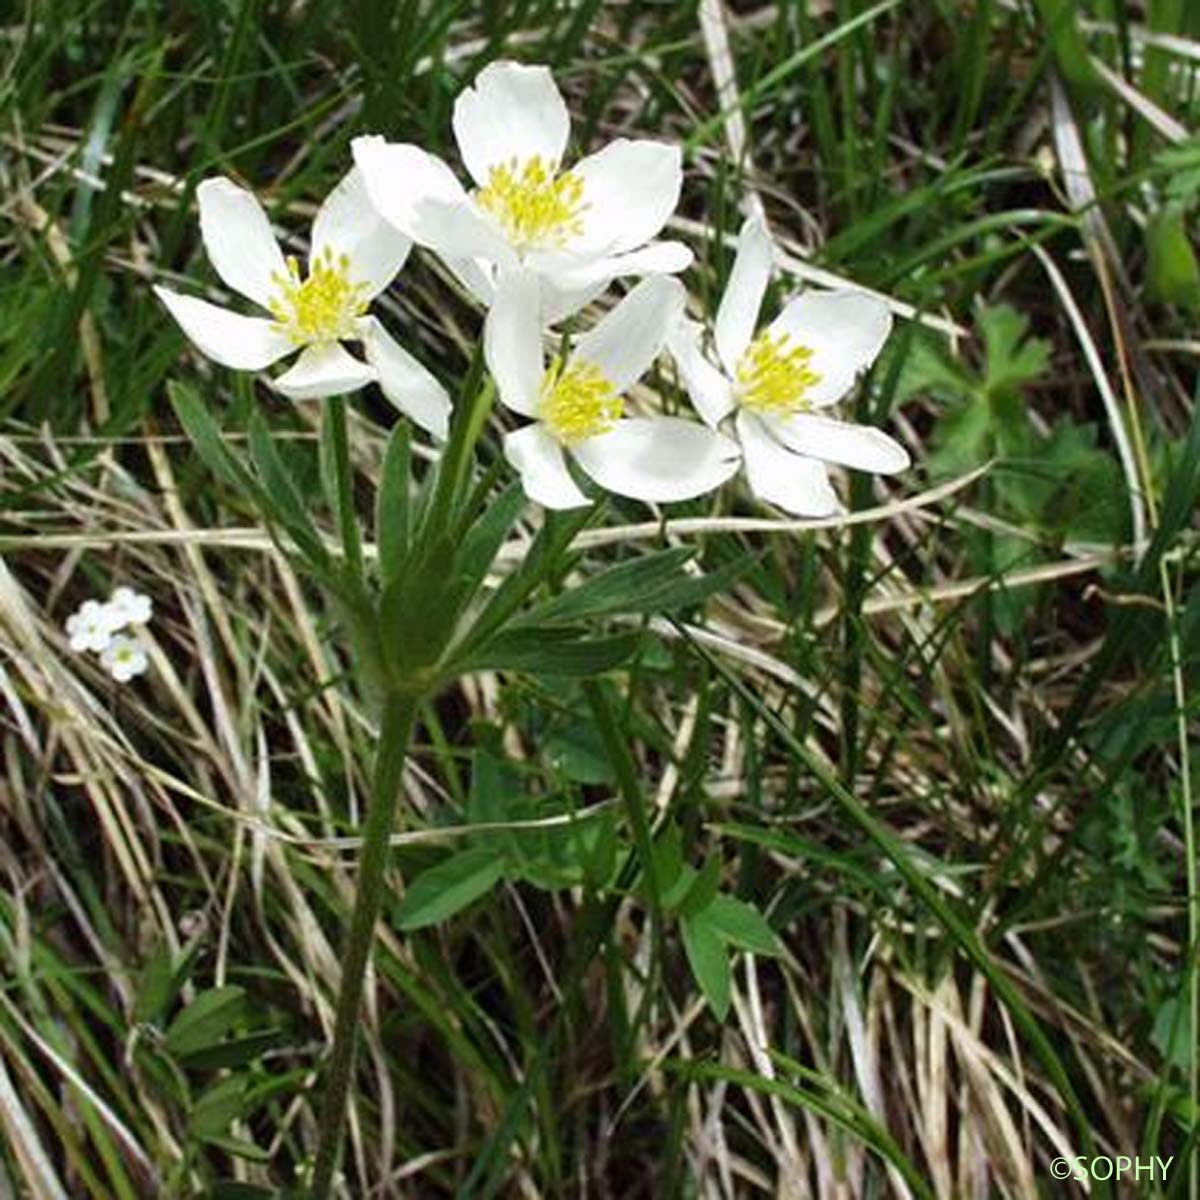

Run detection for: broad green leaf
[[1146, 206, 1200, 313], [706, 895, 781, 956], [928, 394, 991, 479], [133, 946, 180, 1026], [980, 304, 1050, 398], [652, 823, 684, 899], [394, 847, 505, 931], [681, 911, 731, 1020], [189, 1075, 247, 1140], [164, 986, 247, 1059], [679, 854, 722, 918]]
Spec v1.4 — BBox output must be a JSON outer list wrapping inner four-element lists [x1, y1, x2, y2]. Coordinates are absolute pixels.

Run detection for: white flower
[[108, 586, 152, 627], [65, 599, 120, 653], [669, 216, 910, 516], [351, 61, 693, 324], [486, 273, 739, 510], [154, 169, 452, 439], [101, 635, 149, 683]]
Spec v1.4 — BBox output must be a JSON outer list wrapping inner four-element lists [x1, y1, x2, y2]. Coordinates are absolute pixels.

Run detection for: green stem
[[324, 396, 364, 587], [309, 690, 419, 1199]]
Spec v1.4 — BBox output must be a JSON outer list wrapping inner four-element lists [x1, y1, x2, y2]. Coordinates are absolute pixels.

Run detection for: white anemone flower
[[485, 273, 739, 510], [65, 599, 119, 653], [154, 169, 451, 439], [669, 216, 910, 516], [108, 586, 152, 628], [101, 635, 149, 683], [352, 61, 693, 324]]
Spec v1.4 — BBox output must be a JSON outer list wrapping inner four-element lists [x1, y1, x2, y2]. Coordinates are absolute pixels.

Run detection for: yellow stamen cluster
[[538, 356, 622, 446], [475, 155, 587, 251], [735, 330, 821, 415], [268, 247, 369, 346]]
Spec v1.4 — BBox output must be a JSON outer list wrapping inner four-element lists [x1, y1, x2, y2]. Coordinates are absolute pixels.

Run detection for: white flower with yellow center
[[669, 216, 910, 516], [486, 274, 739, 510], [154, 170, 451, 438], [351, 61, 693, 325], [101, 634, 149, 683]]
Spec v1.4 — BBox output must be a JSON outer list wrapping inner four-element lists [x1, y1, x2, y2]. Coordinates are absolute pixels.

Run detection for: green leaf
[[455, 482, 527, 597], [679, 854, 722, 918], [394, 847, 506, 931], [523, 548, 693, 623], [651, 823, 684, 899], [189, 1075, 247, 1140], [927, 395, 991, 479], [980, 304, 1050, 398], [198, 1135, 271, 1162], [164, 986, 247, 1059], [455, 627, 640, 677], [706, 895, 781, 956], [168, 380, 261, 499], [1146, 206, 1200, 313], [176, 1030, 282, 1071], [376, 422, 412, 588], [133, 946, 181, 1026], [247, 412, 332, 570], [681, 911, 731, 1020]]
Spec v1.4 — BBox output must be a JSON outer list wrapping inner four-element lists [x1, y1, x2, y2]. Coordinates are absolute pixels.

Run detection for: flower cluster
[[64, 587, 152, 682], [159, 61, 909, 515]]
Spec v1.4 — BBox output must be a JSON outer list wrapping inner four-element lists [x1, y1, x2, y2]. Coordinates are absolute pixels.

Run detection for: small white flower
[[100, 635, 149, 683], [352, 61, 693, 324], [154, 169, 451, 439], [486, 273, 740, 510], [669, 216, 910, 516], [65, 599, 120, 653], [108, 586, 152, 628]]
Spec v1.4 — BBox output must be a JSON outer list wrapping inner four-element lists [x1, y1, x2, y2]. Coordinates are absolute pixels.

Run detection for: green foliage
[[904, 303, 1126, 629]]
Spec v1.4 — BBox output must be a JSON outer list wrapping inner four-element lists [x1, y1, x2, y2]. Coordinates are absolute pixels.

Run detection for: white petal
[[540, 277, 610, 325], [766, 411, 910, 473], [196, 178, 288, 309], [311, 167, 411, 299], [352, 136, 515, 265], [357, 317, 451, 440], [271, 342, 376, 401], [571, 139, 682, 256], [572, 417, 740, 503], [736, 411, 840, 516], [485, 270, 544, 417], [504, 424, 590, 509], [572, 276, 685, 394], [668, 318, 735, 428], [443, 255, 497, 307], [532, 240, 694, 293], [715, 215, 773, 374], [155, 286, 294, 370], [768, 290, 892, 407], [452, 61, 570, 186]]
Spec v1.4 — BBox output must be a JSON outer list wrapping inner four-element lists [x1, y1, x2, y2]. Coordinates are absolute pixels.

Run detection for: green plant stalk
[[308, 689, 419, 1199]]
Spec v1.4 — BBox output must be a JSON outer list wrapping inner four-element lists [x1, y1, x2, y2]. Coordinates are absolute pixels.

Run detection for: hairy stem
[[309, 690, 418, 1199]]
